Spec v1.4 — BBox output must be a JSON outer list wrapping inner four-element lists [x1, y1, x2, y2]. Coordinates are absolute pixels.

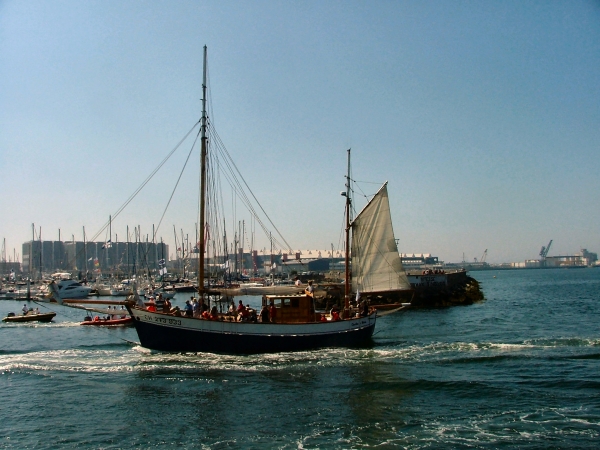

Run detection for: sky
[[1, 0, 599, 265]]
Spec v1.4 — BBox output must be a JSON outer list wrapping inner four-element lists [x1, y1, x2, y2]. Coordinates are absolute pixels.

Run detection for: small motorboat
[[80, 315, 133, 326], [3, 311, 56, 323]]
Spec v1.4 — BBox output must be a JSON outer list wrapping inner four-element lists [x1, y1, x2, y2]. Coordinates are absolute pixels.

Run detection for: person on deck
[[236, 300, 246, 321], [330, 304, 340, 321], [259, 305, 269, 322], [360, 299, 369, 317], [184, 300, 193, 317], [163, 298, 172, 313], [199, 298, 209, 314], [155, 294, 165, 311], [305, 280, 315, 297], [22, 304, 28, 315], [247, 305, 256, 322]]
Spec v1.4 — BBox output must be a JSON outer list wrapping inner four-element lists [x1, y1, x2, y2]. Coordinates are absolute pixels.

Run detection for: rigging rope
[[209, 124, 294, 253], [65, 121, 201, 270]]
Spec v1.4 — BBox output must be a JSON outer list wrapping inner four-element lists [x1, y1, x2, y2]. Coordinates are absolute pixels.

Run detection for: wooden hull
[[127, 306, 376, 354], [3, 312, 56, 323], [220, 285, 304, 296]]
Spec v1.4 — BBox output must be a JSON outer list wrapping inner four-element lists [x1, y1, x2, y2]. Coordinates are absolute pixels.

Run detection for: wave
[[74, 341, 136, 350], [2, 333, 599, 376], [523, 337, 600, 347], [371, 337, 600, 364], [0, 348, 139, 374], [0, 321, 81, 329]]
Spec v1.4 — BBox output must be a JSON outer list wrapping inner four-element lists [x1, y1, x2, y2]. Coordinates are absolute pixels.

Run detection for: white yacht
[[48, 279, 92, 300]]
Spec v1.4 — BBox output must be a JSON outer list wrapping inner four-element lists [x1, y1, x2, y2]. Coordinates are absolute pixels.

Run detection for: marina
[[1, 2, 599, 447], [1, 268, 599, 447]]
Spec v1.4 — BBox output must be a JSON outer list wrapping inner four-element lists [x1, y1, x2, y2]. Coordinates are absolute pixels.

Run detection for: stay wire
[[66, 121, 201, 270], [150, 127, 201, 250], [210, 126, 293, 253]]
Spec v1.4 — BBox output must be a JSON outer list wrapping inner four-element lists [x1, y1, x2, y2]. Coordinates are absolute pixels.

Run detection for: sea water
[[1, 268, 599, 448]]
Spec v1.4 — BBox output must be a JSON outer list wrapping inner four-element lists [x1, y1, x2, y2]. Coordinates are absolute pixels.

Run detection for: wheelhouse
[[262, 294, 316, 323]]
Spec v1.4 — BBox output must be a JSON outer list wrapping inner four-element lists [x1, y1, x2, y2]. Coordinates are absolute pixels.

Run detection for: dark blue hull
[[129, 310, 376, 354]]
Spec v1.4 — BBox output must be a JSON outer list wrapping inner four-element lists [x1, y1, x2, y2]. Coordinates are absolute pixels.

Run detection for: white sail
[[351, 183, 411, 294]]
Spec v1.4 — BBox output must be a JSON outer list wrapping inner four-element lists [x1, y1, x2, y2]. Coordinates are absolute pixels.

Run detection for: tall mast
[[241, 220, 245, 275], [38, 226, 42, 280], [83, 226, 87, 279], [40, 227, 44, 280], [107, 215, 112, 272], [198, 45, 208, 295], [344, 149, 351, 311], [31, 223, 34, 277]]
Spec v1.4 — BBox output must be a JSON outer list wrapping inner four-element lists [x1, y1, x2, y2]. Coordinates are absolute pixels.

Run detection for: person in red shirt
[[147, 296, 156, 312], [237, 300, 247, 321]]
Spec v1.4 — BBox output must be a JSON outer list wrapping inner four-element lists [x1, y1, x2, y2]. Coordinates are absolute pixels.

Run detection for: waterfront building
[[400, 253, 440, 268], [21, 240, 168, 275]]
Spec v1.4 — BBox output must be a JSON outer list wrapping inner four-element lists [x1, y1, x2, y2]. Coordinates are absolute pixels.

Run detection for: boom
[[539, 240, 553, 259]]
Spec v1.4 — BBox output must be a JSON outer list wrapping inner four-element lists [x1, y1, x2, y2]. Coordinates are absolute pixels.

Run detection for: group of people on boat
[[141, 283, 369, 324], [22, 304, 40, 315], [85, 305, 128, 322], [146, 293, 172, 313], [146, 294, 224, 319], [184, 296, 218, 319], [227, 299, 272, 323], [324, 304, 341, 321], [422, 269, 445, 275]]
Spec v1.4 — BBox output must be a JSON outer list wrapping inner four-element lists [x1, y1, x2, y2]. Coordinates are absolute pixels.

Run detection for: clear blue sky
[[1, 0, 599, 264]]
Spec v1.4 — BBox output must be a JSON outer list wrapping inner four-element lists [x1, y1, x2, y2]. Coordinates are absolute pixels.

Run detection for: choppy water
[[1, 268, 599, 448]]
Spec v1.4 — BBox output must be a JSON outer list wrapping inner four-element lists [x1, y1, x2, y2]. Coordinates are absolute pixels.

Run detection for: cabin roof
[[265, 294, 307, 300]]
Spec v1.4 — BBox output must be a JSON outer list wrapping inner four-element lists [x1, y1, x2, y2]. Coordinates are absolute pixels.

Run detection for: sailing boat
[[351, 182, 412, 298], [126, 47, 377, 354]]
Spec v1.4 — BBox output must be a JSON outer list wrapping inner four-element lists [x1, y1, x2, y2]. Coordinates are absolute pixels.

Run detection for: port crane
[[473, 249, 488, 264], [539, 240, 553, 259]]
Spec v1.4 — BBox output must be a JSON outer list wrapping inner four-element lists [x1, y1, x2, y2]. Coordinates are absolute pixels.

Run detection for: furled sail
[[351, 183, 411, 294]]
